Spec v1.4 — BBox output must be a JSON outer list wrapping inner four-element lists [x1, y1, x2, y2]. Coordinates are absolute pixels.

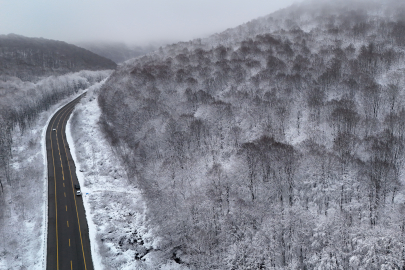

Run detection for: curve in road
[[46, 94, 94, 270]]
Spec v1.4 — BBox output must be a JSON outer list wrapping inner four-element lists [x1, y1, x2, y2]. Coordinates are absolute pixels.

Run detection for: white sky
[[0, 0, 298, 45]]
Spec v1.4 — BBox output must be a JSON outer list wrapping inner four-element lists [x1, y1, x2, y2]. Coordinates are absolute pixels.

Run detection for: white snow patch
[[0, 89, 87, 270], [66, 90, 105, 270], [66, 81, 152, 269]]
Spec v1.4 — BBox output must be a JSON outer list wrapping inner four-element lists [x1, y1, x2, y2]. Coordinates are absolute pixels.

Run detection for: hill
[[0, 34, 117, 80], [98, 0, 405, 268], [76, 41, 158, 64]]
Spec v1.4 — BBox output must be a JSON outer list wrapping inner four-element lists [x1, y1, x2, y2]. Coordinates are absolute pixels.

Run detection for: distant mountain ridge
[[0, 34, 117, 80], [76, 41, 158, 64], [151, 0, 405, 58]]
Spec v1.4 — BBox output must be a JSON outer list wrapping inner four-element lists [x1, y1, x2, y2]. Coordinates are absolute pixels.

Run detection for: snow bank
[[0, 89, 87, 270], [66, 81, 151, 269]]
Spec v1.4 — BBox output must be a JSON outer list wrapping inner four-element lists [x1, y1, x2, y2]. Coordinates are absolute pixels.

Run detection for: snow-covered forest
[[0, 34, 117, 80], [98, 0, 405, 268], [0, 70, 110, 185], [76, 41, 158, 64], [0, 70, 111, 269]]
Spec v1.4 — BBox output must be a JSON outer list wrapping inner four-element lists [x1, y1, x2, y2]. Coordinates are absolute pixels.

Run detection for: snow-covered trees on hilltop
[[0, 70, 111, 186], [0, 34, 117, 80], [98, 0, 405, 268], [0, 69, 112, 268]]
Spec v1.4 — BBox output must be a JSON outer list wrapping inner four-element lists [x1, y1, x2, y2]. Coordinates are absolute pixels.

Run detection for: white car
[[76, 190, 82, 196], [52, 128, 56, 131]]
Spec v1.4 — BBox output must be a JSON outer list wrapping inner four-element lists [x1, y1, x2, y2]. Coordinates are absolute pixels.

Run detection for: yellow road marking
[[66, 205, 67, 211], [69, 239, 71, 247], [63, 183, 65, 187], [48, 95, 84, 270], [64, 192, 66, 197], [50, 113, 60, 270], [61, 107, 89, 270], [67, 220, 69, 227]]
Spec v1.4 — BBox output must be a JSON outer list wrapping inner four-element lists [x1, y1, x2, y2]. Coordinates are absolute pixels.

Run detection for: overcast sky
[[0, 0, 298, 45]]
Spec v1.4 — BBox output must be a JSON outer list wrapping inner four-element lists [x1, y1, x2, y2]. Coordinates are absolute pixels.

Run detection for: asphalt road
[[46, 94, 94, 270]]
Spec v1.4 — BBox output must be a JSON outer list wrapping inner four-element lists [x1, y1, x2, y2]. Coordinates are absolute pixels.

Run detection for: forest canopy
[[97, 0, 405, 268], [0, 34, 117, 80]]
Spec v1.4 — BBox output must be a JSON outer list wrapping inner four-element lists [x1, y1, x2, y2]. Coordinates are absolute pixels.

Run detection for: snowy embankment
[[0, 90, 85, 270], [66, 82, 163, 269]]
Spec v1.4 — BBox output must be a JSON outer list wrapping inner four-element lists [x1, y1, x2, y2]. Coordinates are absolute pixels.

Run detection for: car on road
[[76, 190, 82, 196], [52, 128, 56, 131], [74, 184, 80, 190]]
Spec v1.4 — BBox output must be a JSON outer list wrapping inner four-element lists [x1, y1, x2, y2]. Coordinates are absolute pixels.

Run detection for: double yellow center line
[[49, 95, 88, 270]]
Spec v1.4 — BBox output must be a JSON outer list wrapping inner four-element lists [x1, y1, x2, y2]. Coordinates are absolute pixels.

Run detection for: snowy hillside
[[0, 71, 112, 269], [76, 41, 158, 64], [67, 85, 173, 269], [97, 0, 405, 268], [0, 34, 117, 80]]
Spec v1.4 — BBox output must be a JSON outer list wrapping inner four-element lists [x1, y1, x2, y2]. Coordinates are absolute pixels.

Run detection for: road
[[46, 94, 94, 270]]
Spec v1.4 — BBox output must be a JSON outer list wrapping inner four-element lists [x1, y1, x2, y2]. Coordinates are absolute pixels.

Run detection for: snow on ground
[[66, 83, 159, 269], [0, 90, 86, 270]]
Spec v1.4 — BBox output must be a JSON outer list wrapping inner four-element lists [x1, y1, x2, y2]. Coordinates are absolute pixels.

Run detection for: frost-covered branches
[[98, 0, 405, 268], [0, 34, 117, 80], [0, 70, 112, 186]]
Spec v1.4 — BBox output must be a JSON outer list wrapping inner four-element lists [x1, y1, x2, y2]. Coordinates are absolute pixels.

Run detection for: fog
[[0, 0, 298, 45]]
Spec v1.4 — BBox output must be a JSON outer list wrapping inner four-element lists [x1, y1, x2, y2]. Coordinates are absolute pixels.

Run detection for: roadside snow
[[66, 89, 105, 270], [66, 82, 151, 269], [0, 89, 86, 270]]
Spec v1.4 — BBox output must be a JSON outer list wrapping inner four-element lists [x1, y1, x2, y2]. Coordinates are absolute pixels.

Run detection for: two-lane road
[[46, 95, 94, 270]]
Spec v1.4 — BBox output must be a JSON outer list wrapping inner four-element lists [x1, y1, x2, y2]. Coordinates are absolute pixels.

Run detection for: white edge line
[[66, 93, 105, 270], [40, 91, 86, 270]]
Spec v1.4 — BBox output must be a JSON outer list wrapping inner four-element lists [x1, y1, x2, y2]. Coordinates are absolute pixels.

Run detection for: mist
[[0, 0, 299, 45]]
